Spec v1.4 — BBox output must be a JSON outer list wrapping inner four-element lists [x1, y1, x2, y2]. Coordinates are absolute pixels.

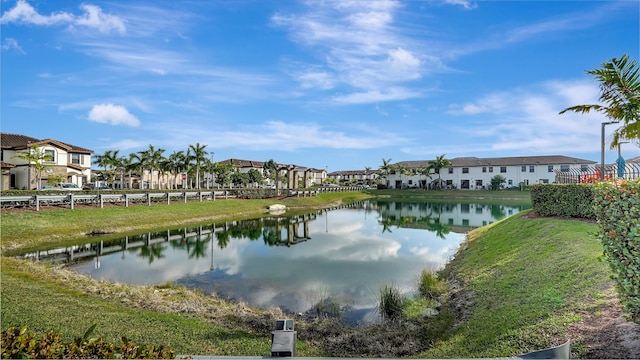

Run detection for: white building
[[383, 155, 597, 190], [1, 133, 93, 190]]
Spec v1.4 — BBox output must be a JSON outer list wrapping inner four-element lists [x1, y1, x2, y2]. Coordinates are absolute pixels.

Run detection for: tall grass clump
[[378, 284, 405, 321], [418, 269, 447, 299]]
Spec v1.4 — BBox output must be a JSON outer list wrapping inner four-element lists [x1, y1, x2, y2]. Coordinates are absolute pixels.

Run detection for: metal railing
[[554, 163, 640, 184], [0, 186, 364, 211]]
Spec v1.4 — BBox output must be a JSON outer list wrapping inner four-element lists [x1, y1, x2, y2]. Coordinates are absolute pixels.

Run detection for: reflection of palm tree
[[187, 237, 207, 259], [426, 218, 451, 239], [490, 204, 507, 220], [216, 231, 230, 249], [262, 228, 279, 246], [138, 243, 165, 264], [379, 217, 395, 233]]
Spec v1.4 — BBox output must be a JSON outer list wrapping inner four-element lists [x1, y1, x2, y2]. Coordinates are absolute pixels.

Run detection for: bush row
[[530, 184, 595, 219], [1, 325, 176, 359], [592, 180, 640, 323]]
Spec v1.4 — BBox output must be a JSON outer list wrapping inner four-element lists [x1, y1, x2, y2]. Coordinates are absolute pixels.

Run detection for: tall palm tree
[[429, 154, 451, 189], [132, 150, 149, 189], [167, 151, 186, 189], [418, 166, 431, 189], [560, 54, 640, 147], [364, 166, 371, 186], [145, 145, 165, 189], [93, 150, 119, 187], [188, 143, 209, 189], [379, 158, 393, 187], [12, 144, 52, 190]]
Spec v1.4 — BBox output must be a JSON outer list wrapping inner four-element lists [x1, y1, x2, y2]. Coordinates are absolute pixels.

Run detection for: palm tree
[[560, 54, 640, 147], [131, 150, 149, 189], [12, 144, 52, 190], [417, 166, 431, 189], [144, 145, 165, 189], [429, 154, 451, 189], [167, 150, 187, 189], [379, 158, 393, 187], [188, 143, 208, 189], [93, 150, 119, 187], [364, 166, 371, 186]]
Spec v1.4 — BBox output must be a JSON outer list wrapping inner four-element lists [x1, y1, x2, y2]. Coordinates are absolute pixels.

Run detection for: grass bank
[[423, 211, 611, 358]]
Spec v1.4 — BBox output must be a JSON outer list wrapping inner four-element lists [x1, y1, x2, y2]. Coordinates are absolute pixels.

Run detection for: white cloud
[[0, 0, 72, 25], [272, 0, 427, 102], [1, 38, 25, 54], [332, 87, 421, 104], [0, 0, 126, 35], [445, 80, 610, 155], [73, 4, 126, 35], [87, 104, 141, 127], [444, 0, 477, 10]]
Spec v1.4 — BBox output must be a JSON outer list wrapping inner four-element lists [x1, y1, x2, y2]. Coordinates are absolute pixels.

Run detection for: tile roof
[[396, 155, 597, 168], [0, 133, 93, 153]]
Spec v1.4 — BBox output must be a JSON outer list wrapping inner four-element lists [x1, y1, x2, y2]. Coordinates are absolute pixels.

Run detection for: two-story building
[[0, 133, 93, 190], [213, 158, 327, 188], [384, 155, 597, 190], [327, 169, 379, 185]]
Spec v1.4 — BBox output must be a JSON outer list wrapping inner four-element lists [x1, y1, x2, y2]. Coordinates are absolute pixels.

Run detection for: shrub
[[418, 269, 447, 299], [531, 184, 595, 219], [593, 180, 640, 323], [1, 325, 176, 359], [378, 284, 405, 321]]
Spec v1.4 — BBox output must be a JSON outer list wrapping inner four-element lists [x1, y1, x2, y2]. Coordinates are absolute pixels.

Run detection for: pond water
[[18, 200, 529, 324]]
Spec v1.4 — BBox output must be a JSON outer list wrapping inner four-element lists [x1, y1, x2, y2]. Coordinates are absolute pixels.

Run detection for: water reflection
[[17, 200, 528, 324]]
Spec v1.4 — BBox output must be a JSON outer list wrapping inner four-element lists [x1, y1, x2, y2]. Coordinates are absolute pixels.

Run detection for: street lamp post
[[601, 121, 619, 181]]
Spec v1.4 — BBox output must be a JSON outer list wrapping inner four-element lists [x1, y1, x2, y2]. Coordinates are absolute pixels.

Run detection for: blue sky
[[1, 0, 638, 172]]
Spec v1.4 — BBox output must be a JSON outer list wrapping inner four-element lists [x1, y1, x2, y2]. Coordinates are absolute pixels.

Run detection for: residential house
[[0, 133, 93, 190], [214, 159, 326, 188], [327, 169, 378, 185], [384, 155, 597, 190]]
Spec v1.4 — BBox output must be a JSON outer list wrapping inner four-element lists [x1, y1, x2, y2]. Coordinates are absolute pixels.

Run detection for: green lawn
[[423, 211, 610, 358]]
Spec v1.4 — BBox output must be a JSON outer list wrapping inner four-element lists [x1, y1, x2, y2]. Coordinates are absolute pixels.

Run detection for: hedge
[[593, 180, 640, 323], [530, 184, 595, 219]]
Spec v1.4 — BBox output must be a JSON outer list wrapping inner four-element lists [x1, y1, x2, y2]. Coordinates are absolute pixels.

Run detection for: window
[[548, 165, 554, 172], [462, 167, 469, 174], [508, 179, 513, 186], [540, 179, 549, 184], [482, 167, 486, 173], [44, 149, 55, 162], [560, 165, 570, 172], [521, 166, 526, 172], [500, 166, 507, 173], [462, 219, 469, 226], [448, 168, 453, 174], [461, 204, 470, 213], [488, 166, 493, 173], [529, 165, 535, 173], [71, 153, 81, 164], [581, 164, 588, 172]]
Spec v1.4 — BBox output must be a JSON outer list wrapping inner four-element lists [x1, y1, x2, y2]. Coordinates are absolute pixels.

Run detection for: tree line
[[93, 143, 279, 190]]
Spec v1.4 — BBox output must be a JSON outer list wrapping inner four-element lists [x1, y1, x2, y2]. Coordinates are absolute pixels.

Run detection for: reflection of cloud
[[70, 208, 466, 315]]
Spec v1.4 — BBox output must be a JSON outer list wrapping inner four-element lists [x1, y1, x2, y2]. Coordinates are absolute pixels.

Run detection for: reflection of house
[[1, 133, 93, 190], [385, 155, 596, 190], [328, 170, 378, 185], [376, 201, 526, 231]]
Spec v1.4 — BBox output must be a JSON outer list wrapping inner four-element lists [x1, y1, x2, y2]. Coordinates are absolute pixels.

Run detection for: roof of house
[[217, 158, 265, 168], [396, 155, 597, 168], [0, 133, 93, 154], [328, 170, 379, 176]]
